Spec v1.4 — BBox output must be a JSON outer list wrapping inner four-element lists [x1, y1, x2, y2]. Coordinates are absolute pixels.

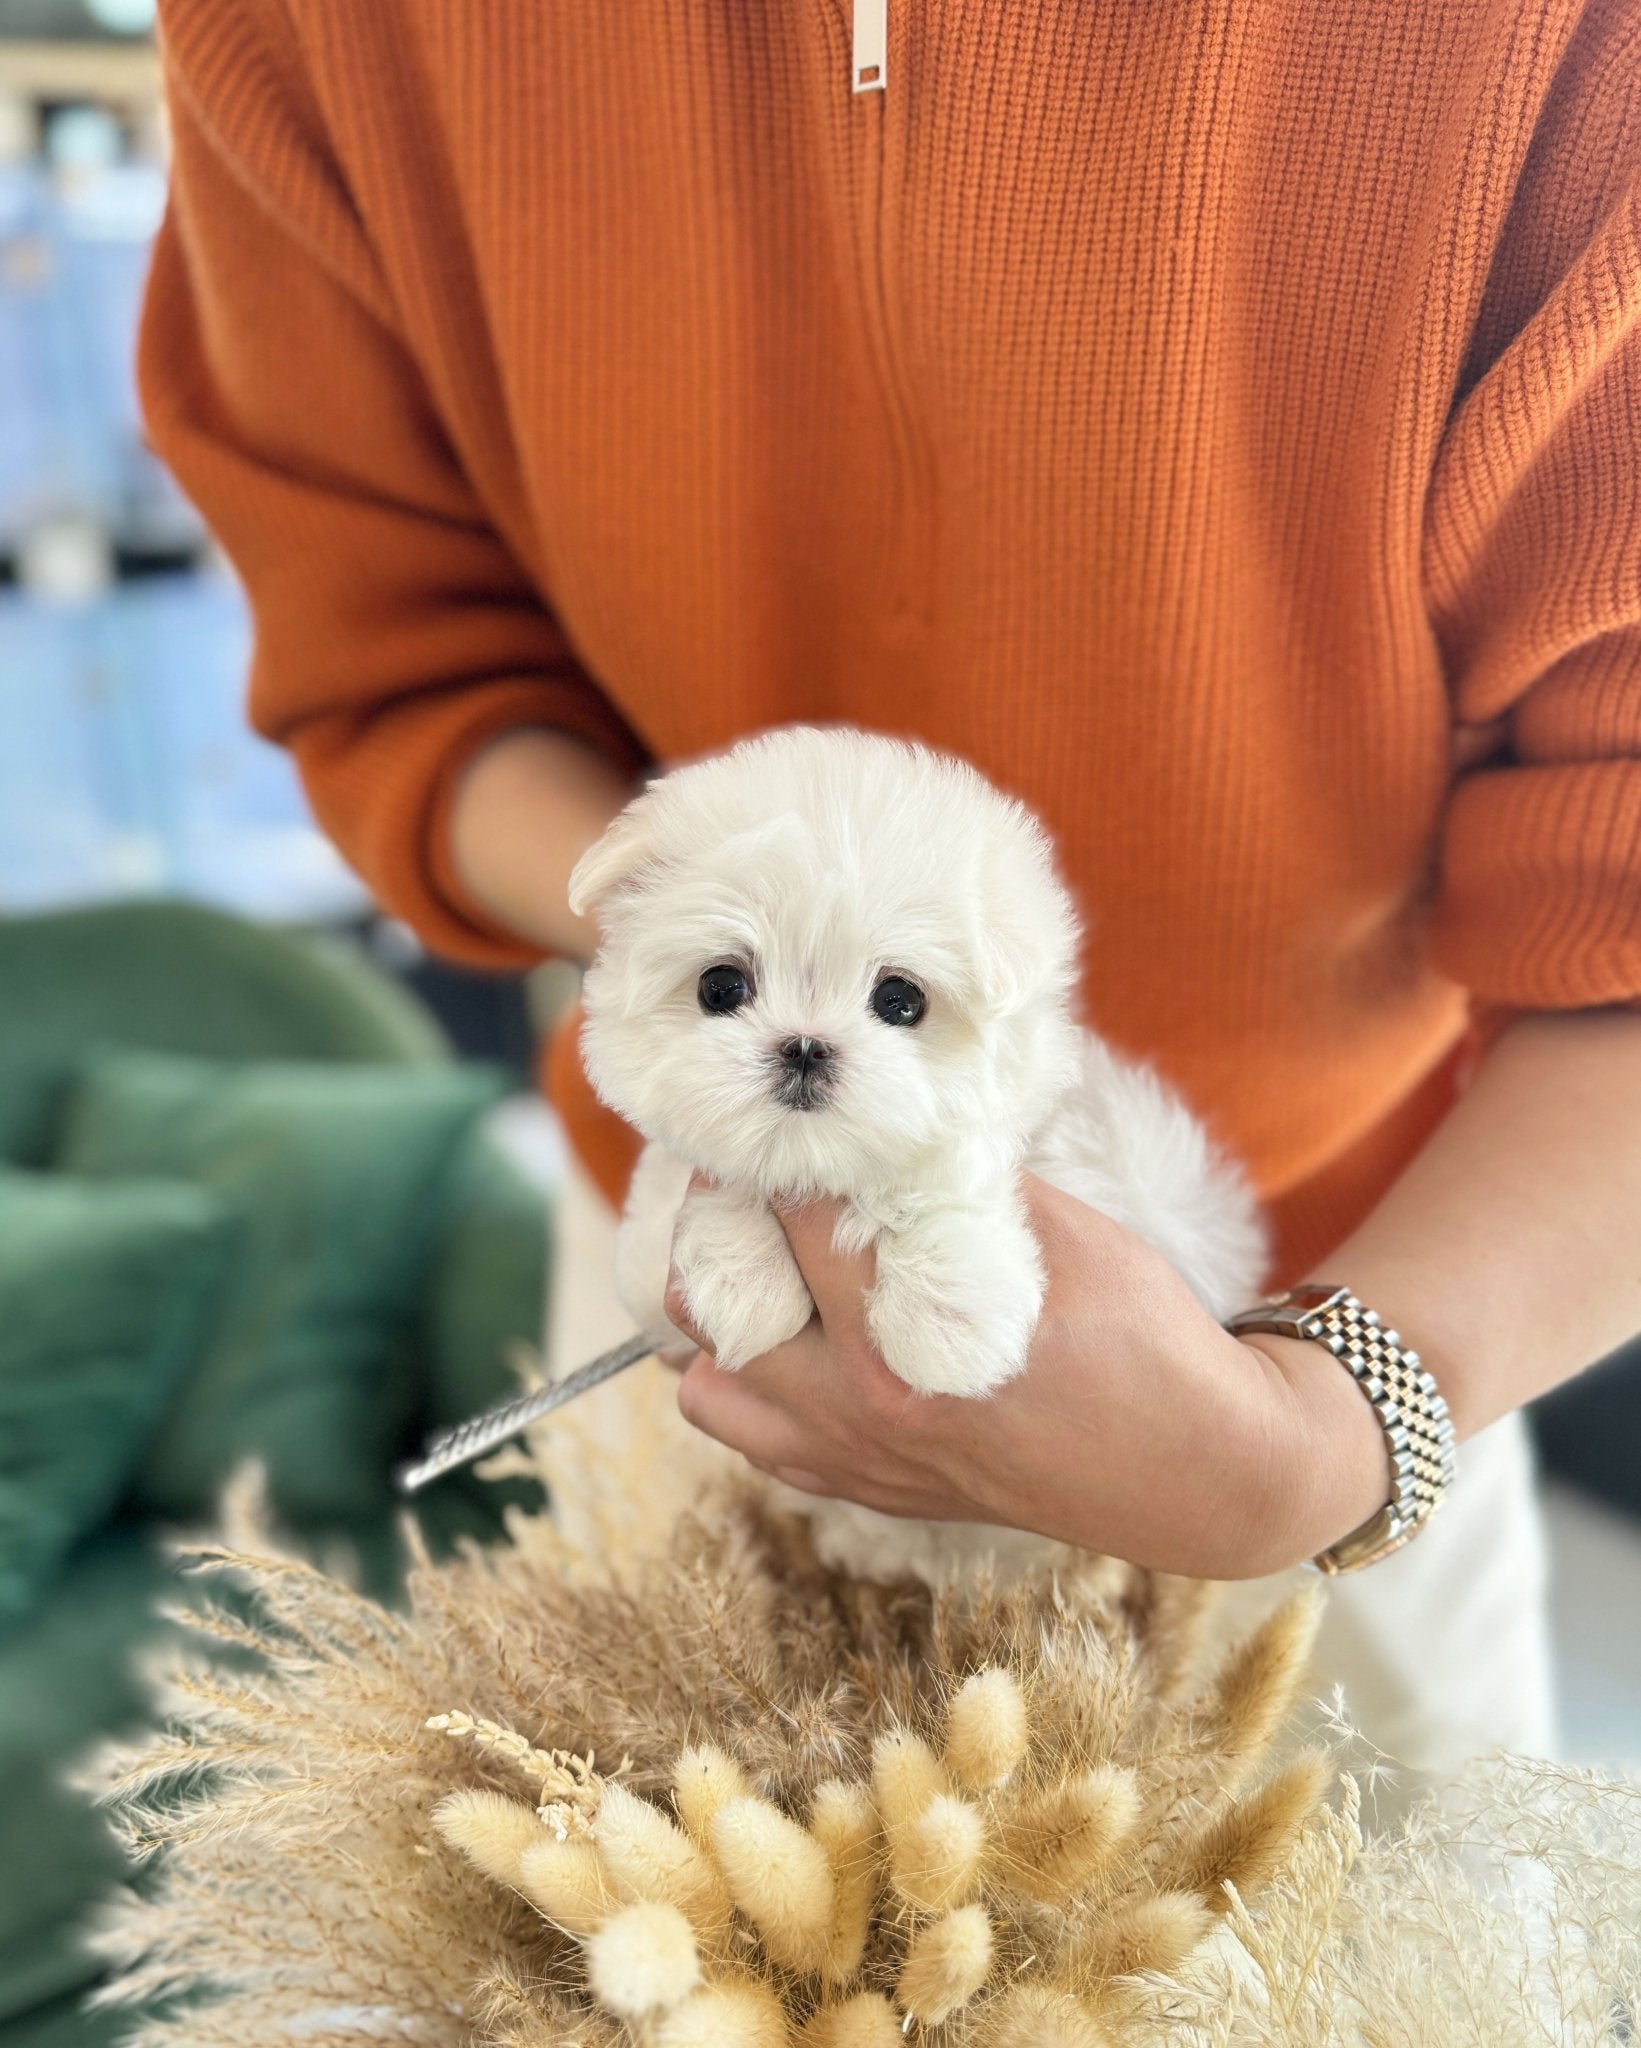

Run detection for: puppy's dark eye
[[698, 965, 752, 1015], [871, 975, 926, 1027]]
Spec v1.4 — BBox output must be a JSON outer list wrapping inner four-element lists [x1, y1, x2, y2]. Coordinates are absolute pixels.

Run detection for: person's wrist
[[449, 726, 635, 960], [1232, 1329, 1398, 1570], [1035, 1317, 1354, 1581]]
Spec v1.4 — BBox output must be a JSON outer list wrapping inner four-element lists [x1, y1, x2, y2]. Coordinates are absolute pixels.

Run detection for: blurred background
[[0, 14, 571, 2043], [0, 0, 571, 1068], [0, 6, 1637, 2036]]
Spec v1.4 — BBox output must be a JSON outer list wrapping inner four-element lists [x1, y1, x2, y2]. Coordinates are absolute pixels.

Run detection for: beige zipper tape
[[852, 0, 886, 92]]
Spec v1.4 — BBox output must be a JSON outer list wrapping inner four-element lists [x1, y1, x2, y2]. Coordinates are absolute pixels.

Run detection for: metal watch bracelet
[[1225, 1284, 1458, 1575]]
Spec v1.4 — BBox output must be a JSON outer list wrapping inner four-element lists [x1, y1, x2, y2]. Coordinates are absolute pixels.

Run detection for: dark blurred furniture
[[0, 901, 550, 2047], [1532, 1335, 1641, 1522]]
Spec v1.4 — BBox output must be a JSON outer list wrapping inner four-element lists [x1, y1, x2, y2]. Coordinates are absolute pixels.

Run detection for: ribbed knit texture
[[141, 0, 1641, 1278]]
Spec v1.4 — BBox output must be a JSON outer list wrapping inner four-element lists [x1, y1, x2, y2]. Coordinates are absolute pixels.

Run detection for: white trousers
[[546, 1152, 1557, 1783]]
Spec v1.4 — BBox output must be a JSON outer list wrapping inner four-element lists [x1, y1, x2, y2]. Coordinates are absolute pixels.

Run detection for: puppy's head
[[572, 728, 1081, 1199]]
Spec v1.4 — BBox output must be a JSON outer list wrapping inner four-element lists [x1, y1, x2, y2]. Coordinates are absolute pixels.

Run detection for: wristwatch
[[1226, 1284, 1458, 1574]]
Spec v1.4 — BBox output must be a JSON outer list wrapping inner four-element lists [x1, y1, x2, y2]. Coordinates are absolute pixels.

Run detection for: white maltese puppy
[[569, 727, 1266, 1572]]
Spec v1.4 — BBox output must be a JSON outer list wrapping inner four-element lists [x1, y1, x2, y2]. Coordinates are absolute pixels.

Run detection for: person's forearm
[[1243, 1006, 1641, 1549], [448, 727, 636, 961]]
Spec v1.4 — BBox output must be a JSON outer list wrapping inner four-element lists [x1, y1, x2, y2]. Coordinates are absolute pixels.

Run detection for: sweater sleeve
[[1423, 2, 1641, 1009], [139, 1, 647, 969]]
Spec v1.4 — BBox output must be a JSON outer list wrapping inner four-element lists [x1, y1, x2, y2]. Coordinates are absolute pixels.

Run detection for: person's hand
[[669, 1175, 1391, 1579]]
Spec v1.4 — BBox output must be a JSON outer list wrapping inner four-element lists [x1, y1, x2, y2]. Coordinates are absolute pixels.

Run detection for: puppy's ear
[[568, 798, 656, 919], [967, 917, 1056, 1014], [964, 827, 1082, 1014]]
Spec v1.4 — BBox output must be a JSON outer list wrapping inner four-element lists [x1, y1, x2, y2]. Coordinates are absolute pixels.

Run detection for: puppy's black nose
[[778, 1036, 833, 1075]]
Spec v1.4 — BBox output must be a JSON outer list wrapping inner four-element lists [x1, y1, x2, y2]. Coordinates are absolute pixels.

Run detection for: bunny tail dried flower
[[81, 1395, 1641, 2047]]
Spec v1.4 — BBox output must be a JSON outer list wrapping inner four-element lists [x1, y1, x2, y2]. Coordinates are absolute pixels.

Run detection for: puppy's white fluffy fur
[[571, 727, 1266, 1577]]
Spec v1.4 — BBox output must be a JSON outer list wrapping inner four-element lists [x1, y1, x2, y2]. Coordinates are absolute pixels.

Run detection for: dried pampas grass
[[78, 1375, 1641, 2047]]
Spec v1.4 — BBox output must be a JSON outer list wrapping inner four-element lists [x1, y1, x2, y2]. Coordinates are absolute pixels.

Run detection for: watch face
[[1317, 1503, 1407, 1574], [1228, 1284, 1347, 1331]]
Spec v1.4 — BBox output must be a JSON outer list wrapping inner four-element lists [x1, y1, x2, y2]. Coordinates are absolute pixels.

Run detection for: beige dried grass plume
[[78, 1400, 1641, 2046]]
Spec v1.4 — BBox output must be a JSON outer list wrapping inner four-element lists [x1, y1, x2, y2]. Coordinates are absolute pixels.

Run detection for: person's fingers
[[687, 1315, 826, 1407], [768, 1466, 831, 1496], [771, 1195, 877, 1339], [676, 1353, 814, 1471], [676, 1365, 910, 1510]]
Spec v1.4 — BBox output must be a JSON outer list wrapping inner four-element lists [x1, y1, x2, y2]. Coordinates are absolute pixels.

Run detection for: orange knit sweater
[[142, 0, 1641, 1281]]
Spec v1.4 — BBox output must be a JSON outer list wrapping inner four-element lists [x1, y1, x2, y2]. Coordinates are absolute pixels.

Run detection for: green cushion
[[0, 1170, 233, 1629], [0, 1528, 185, 2028], [0, 1986, 134, 2048], [0, 1984, 133, 2048], [55, 1051, 506, 1525], [0, 902, 447, 1167], [424, 1130, 553, 1431]]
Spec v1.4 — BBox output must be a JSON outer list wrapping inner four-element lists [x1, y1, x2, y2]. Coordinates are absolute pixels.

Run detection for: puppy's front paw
[[867, 1202, 1044, 1397], [615, 1143, 697, 1354], [671, 1183, 814, 1370]]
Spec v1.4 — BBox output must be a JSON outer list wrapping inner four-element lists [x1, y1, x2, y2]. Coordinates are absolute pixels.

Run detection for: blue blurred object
[[0, 139, 363, 920], [0, 0, 153, 32], [0, 153, 198, 556], [82, 0, 157, 31], [0, 569, 364, 918]]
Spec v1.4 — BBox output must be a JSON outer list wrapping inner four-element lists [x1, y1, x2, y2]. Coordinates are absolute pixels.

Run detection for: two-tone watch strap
[[1226, 1284, 1458, 1574]]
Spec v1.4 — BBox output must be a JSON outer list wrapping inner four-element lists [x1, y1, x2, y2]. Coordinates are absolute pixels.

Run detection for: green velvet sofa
[[0, 902, 551, 2047]]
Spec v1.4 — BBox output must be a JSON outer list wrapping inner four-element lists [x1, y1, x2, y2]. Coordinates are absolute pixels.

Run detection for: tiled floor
[[1544, 1478, 1641, 1770]]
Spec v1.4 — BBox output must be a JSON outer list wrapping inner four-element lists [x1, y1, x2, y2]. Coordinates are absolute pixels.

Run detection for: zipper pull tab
[[852, 0, 886, 92]]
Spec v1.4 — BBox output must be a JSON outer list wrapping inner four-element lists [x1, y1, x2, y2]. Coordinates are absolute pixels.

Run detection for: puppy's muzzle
[[773, 1035, 835, 1111]]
